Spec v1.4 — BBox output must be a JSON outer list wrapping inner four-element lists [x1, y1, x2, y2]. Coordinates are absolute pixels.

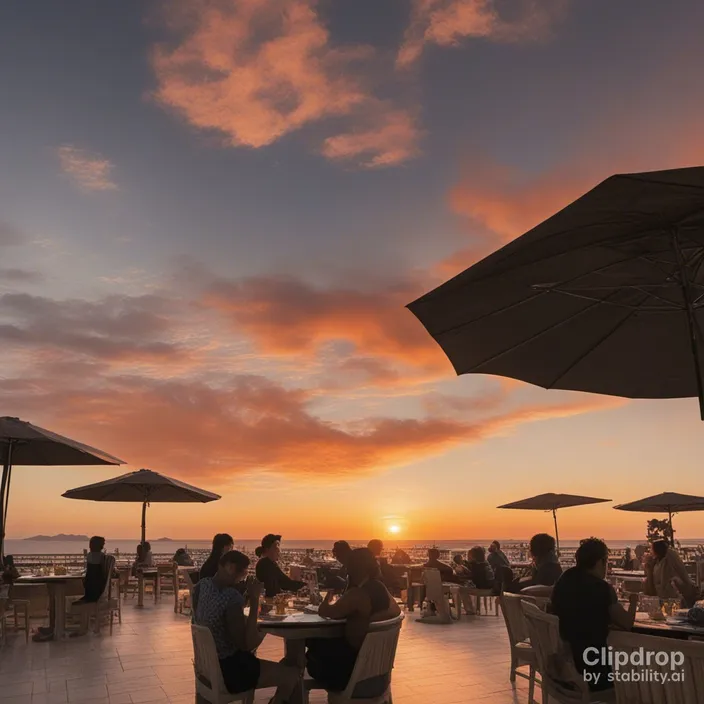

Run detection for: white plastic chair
[[608, 630, 704, 703], [521, 601, 614, 704], [499, 593, 540, 702], [191, 624, 255, 704], [418, 569, 452, 623], [304, 614, 403, 703]]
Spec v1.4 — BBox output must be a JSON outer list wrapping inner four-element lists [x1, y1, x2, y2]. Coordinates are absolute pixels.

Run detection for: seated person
[[255, 534, 305, 598], [200, 533, 235, 581], [193, 551, 298, 703], [423, 548, 455, 581], [131, 541, 153, 575], [326, 540, 352, 591], [71, 536, 116, 636], [551, 538, 638, 691], [465, 546, 495, 589], [620, 546, 635, 570], [1, 555, 20, 584], [632, 544, 647, 571], [307, 548, 401, 697], [644, 539, 694, 601], [390, 548, 412, 565], [367, 539, 401, 595], [487, 540, 511, 572], [512, 533, 562, 591], [172, 548, 194, 566], [452, 553, 471, 580]]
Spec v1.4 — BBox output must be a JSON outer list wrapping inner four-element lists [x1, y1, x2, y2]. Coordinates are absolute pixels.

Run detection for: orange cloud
[[398, 0, 568, 67], [322, 107, 421, 168], [201, 274, 449, 376], [152, 0, 420, 168], [0, 372, 618, 483], [56, 145, 117, 192]]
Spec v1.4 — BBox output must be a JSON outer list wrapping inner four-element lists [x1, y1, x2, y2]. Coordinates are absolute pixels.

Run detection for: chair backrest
[[423, 568, 444, 604], [342, 615, 404, 698], [191, 623, 227, 697], [100, 555, 116, 600], [608, 630, 704, 703], [499, 593, 529, 645], [521, 601, 590, 703]]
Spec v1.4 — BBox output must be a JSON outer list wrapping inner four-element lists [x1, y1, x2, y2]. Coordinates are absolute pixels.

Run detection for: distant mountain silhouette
[[24, 534, 89, 541], [154, 537, 173, 541]]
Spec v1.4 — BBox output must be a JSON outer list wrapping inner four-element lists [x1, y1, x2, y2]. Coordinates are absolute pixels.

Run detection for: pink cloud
[[57, 145, 117, 192], [398, 0, 568, 67], [152, 0, 420, 167]]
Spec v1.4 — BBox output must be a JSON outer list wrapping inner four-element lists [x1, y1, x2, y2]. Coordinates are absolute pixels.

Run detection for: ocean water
[[6, 537, 704, 556]]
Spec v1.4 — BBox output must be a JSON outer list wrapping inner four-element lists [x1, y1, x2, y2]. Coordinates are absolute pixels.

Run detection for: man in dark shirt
[[423, 548, 455, 581], [551, 538, 637, 691]]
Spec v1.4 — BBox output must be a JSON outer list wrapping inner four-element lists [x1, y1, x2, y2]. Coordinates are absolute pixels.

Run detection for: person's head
[[89, 536, 105, 553], [142, 541, 151, 553], [332, 540, 352, 565], [367, 539, 384, 557], [255, 533, 282, 560], [427, 548, 440, 561], [452, 554, 464, 565], [624, 547, 632, 558], [347, 548, 381, 587], [217, 550, 250, 586], [489, 540, 501, 553], [651, 539, 669, 560], [635, 544, 647, 560], [469, 546, 486, 563], [175, 548, 186, 556], [136, 544, 144, 559], [211, 533, 234, 558], [530, 533, 556, 562], [576, 538, 610, 578]]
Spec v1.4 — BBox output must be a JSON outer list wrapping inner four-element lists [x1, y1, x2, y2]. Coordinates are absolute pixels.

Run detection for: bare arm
[[319, 588, 369, 620], [226, 600, 263, 652], [610, 593, 637, 631]]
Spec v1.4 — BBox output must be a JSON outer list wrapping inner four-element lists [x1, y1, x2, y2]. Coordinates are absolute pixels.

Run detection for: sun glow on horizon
[[388, 524, 401, 534]]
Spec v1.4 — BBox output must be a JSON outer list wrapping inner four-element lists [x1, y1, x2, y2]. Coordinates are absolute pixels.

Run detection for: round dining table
[[17, 574, 85, 640], [631, 611, 704, 640], [257, 610, 345, 704]]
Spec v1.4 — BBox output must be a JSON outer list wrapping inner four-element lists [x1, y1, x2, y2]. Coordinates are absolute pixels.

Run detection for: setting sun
[[388, 524, 401, 534]]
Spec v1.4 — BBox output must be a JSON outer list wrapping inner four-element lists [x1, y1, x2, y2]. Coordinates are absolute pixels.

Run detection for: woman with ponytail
[[199, 533, 234, 581]]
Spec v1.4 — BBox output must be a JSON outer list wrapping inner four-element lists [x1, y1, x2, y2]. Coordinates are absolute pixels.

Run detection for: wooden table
[[611, 570, 646, 580], [17, 574, 84, 640], [632, 612, 704, 640]]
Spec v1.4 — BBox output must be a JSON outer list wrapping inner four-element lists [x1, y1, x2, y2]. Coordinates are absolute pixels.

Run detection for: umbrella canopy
[[497, 493, 611, 552], [407, 166, 704, 418], [613, 492, 704, 545], [1, 416, 124, 560], [62, 469, 221, 543]]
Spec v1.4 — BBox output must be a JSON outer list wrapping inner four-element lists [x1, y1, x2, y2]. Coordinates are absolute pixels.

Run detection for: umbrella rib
[[469, 296, 609, 372], [544, 293, 647, 389], [430, 253, 645, 335], [618, 174, 704, 193]]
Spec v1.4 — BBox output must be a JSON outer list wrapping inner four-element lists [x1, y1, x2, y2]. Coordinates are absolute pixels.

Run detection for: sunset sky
[[2, 0, 704, 543]]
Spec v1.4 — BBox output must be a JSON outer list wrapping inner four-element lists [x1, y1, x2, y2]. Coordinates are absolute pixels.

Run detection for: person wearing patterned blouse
[[193, 550, 299, 702]]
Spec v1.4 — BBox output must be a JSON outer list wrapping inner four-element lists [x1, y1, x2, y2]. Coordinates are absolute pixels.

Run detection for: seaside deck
[[0, 601, 529, 704]]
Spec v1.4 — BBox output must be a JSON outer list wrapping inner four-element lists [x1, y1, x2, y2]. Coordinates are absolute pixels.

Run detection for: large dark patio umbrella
[[497, 493, 611, 553], [613, 492, 704, 546], [408, 166, 704, 418], [62, 468, 220, 543], [1, 416, 124, 560]]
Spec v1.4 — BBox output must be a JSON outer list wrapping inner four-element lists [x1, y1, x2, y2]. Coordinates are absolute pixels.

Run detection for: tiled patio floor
[[0, 601, 535, 704]]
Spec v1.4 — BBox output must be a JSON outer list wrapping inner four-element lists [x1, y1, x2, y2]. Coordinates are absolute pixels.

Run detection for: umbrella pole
[[141, 501, 147, 545], [0, 441, 14, 561], [668, 510, 675, 547], [672, 232, 704, 420], [552, 508, 560, 556]]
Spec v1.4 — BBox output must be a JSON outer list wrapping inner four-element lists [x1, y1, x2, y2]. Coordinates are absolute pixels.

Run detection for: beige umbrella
[[1, 416, 124, 560], [497, 493, 612, 553], [613, 492, 704, 546], [62, 469, 221, 544]]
